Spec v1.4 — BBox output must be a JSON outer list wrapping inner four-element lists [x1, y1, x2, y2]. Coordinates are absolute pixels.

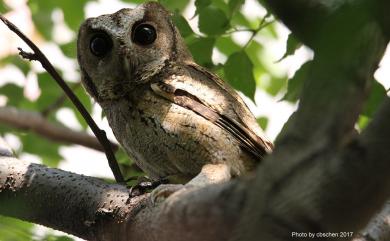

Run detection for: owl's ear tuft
[[141, 1, 170, 15]]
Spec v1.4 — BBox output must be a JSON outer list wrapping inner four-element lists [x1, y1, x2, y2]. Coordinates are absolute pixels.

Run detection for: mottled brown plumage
[[77, 2, 273, 183]]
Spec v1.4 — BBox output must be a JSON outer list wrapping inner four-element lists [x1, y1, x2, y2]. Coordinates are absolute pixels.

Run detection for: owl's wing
[[150, 77, 272, 161]]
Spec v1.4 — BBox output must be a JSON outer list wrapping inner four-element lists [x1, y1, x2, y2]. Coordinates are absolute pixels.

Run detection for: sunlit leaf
[[282, 60, 312, 102], [357, 115, 370, 130], [266, 76, 287, 96], [41, 234, 75, 241], [0, 2, 10, 13], [257, 116, 268, 130], [59, 40, 77, 59], [36, 73, 63, 112], [0, 84, 24, 107], [19, 133, 62, 167], [224, 51, 256, 100], [188, 37, 215, 67], [216, 36, 241, 56], [63, 84, 92, 130], [57, 0, 89, 31], [228, 0, 244, 16], [121, 0, 145, 3], [0, 216, 34, 241], [277, 33, 301, 62], [362, 80, 386, 117], [28, 0, 55, 39], [172, 11, 194, 37], [198, 6, 230, 35], [194, 0, 211, 15]]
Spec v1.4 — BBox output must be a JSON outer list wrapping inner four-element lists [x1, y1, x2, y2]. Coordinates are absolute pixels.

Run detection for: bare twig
[[0, 106, 118, 152], [242, 16, 274, 49], [0, 15, 124, 183]]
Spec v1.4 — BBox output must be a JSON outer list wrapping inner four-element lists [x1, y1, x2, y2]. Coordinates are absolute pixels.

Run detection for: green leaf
[[36, 73, 63, 111], [362, 80, 386, 117], [0, 84, 24, 107], [19, 132, 62, 167], [357, 115, 370, 130], [211, 0, 230, 14], [216, 36, 241, 56], [28, 0, 55, 40], [245, 40, 263, 71], [198, 6, 230, 36], [188, 37, 215, 67], [28, 0, 88, 38], [41, 234, 75, 241], [228, 0, 244, 15], [63, 84, 92, 130], [121, 0, 145, 3], [0, 2, 10, 13], [0, 216, 34, 241], [172, 11, 194, 38], [282, 60, 312, 102], [195, 0, 211, 15], [230, 11, 255, 29], [0, 55, 30, 76], [257, 116, 269, 130], [224, 51, 256, 100], [58, 0, 89, 31], [60, 40, 77, 59], [266, 76, 287, 96], [277, 33, 301, 62]]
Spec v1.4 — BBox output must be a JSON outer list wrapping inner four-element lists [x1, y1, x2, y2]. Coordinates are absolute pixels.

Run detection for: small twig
[[242, 15, 274, 49], [225, 28, 255, 35], [0, 15, 124, 183]]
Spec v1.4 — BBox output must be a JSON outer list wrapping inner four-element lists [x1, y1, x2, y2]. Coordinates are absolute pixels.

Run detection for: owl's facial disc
[[77, 2, 191, 102]]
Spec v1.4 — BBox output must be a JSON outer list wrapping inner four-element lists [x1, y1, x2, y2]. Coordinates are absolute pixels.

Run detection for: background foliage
[[0, 0, 387, 240]]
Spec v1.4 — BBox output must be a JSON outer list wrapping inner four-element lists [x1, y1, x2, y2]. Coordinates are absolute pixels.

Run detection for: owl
[[77, 1, 273, 184]]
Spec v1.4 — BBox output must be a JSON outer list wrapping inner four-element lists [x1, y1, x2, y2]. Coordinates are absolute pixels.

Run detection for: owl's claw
[[127, 177, 168, 198]]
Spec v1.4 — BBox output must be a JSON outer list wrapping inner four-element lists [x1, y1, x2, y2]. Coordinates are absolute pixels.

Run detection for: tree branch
[[233, 1, 389, 240], [0, 145, 245, 241], [0, 106, 118, 152], [352, 201, 390, 241], [0, 136, 389, 241]]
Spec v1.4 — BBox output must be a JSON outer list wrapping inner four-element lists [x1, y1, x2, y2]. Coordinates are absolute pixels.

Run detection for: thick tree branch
[[0, 149, 245, 241], [0, 137, 389, 241], [233, 1, 389, 240], [353, 201, 390, 241], [0, 106, 118, 152]]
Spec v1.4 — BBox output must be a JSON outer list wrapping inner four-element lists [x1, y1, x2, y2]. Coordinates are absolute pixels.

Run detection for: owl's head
[[77, 2, 192, 102]]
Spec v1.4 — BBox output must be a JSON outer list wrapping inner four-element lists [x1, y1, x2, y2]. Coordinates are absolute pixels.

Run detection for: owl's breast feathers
[[149, 62, 273, 161]]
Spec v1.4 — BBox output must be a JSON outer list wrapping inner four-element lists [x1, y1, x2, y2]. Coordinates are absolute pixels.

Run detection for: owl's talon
[[128, 177, 168, 198]]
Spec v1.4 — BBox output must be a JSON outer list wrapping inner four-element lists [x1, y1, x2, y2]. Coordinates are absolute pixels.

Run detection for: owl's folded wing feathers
[[150, 78, 272, 161]]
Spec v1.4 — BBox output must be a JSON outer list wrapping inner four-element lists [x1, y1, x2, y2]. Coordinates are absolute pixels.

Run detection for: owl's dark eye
[[132, 24, 157, 45], [90, 33, 112, 57]]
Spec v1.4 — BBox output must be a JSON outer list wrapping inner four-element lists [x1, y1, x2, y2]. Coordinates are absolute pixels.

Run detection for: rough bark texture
[[0, 0, 389, 240]]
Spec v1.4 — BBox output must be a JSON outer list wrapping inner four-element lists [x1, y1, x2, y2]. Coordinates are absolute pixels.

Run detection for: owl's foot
[[150, 184, 184, 205], [128, 177, 168, 198]]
